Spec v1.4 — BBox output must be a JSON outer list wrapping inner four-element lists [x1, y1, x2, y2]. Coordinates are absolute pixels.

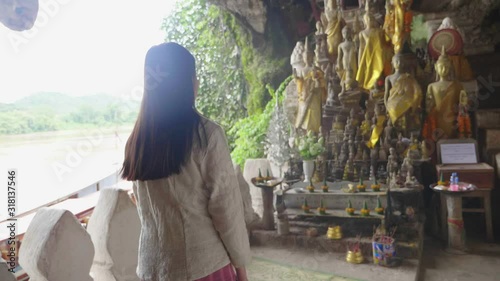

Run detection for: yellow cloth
[[386, 74, 422, 125], [426, 80, 463, 138], [356, 28, 392, 90], [326, 20, 345, 58], [450, 55, 474, 82], [367, 115, 387, 149]]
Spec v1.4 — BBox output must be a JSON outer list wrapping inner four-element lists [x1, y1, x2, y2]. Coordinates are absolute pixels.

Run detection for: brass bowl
[[327, 226, 342, 239]]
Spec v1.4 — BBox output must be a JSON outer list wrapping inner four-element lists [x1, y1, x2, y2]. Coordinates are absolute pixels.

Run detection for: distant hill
[[0, 92, 141, 135], [8, 92, 139, 115]]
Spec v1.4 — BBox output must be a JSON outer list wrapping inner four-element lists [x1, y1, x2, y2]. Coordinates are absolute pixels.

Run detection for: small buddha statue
[[396, 133, 405, 156], [332, 115, 345, 131], [367, 102, 388, 149], [400, 152, 414, 178], [321, 0, 345, 59], [360, 112, 372, 140], [384, 119, 394, 147], [344, 117, 354, 135], [337, 25, 357, 81], [457, 90, 472, 138], [424, 46, 464, 140], [294, 38, 327, 133], [357, 12, 392, 91], [315, 38, 329, 70], [408, 134, 421, 159], [387, 147, 398, 175], [384, 52, 423, 137]]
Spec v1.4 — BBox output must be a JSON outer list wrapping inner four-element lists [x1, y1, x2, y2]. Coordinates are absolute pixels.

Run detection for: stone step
[[250, 229, 421, 259]]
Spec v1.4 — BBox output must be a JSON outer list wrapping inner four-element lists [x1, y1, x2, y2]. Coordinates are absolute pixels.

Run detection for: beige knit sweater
[[132, 119, 252, 281]]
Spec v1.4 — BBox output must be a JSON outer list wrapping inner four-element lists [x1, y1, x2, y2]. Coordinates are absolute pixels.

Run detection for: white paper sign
[[440, 143, 477, 164]]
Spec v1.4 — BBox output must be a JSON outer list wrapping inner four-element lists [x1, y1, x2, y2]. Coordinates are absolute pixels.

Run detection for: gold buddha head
[[435, 46, 452, 80]]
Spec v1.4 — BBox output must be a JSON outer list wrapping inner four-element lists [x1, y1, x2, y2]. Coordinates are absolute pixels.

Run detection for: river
[[0, 126, 133, 221]]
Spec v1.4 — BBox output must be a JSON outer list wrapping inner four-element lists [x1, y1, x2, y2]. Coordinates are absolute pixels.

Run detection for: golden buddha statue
[[367, 102, 387, 149], [357, 12, 392, 91], [383, 0, 395, 41], [384, 52, 423, 137], [360, 112, 372, 140], [392, 0, 413, 54], [321, 0, 345, 59], [294, 38, 327, 133], [337, 25, 357, 82], [424, 46, 464, 139]]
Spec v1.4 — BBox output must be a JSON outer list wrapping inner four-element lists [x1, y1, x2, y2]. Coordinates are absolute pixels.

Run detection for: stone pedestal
[[19, 208, 94, 281], [243, 159, 273, 219], [86, 188, 140, 281]]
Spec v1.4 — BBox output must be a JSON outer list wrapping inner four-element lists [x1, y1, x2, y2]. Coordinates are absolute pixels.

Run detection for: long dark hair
[[121, 42, 205, 181]]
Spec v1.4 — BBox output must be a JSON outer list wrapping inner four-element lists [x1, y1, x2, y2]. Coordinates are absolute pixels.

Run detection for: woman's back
[[133, 118, 251, 281]]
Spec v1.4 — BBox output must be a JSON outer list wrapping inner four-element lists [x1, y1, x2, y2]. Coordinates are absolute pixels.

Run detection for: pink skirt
[[195, 264, 236, 281]]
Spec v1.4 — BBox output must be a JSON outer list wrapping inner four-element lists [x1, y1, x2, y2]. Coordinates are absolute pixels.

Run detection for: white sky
[[0, 0, 178, 103]]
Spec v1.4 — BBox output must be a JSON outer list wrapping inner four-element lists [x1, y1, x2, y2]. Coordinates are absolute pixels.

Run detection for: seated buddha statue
[[423, 46, 464, 140], [357, 12, 392, 91], [384, 52, 423, 137]]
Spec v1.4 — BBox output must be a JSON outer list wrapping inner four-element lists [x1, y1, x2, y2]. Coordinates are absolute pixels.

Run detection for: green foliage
[[230, 76, 292, 167], [161, 0, 247, 137], [0, 92, 139, 135]]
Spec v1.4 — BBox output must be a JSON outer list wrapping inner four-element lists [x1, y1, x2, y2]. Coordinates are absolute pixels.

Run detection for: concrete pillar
[[86, 188, 140, 281], [19, 208, 94, 281], [243, 159, 273, 218], [234, 163, 260, 228]]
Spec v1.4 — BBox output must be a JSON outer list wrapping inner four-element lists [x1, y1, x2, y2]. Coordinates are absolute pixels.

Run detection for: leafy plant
[[230, 76, 292, 167]]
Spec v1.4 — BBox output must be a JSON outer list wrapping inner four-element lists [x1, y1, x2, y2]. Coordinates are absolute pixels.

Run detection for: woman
[[121, 42, 251, 281]]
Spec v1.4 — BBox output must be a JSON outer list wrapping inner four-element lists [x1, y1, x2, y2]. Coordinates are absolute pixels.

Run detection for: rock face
[[86, 188, 141, 281], [0, 0, 38, 31], [19, 208, 94, 281], [209, 0, 267, 34]]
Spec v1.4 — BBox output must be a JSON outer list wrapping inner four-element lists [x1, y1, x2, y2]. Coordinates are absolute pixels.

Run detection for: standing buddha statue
[[294, 38, 327, 133], [392, 0, 413, 54], [336, 25, 358, 82], [357, 12, 392, 91], [423, 46, 464, 140], [384, 52, 422, 137], [321, 0, 345, 59]]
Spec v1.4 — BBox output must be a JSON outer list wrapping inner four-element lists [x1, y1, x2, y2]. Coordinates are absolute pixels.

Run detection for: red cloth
[[194, 264, 236, 281]]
